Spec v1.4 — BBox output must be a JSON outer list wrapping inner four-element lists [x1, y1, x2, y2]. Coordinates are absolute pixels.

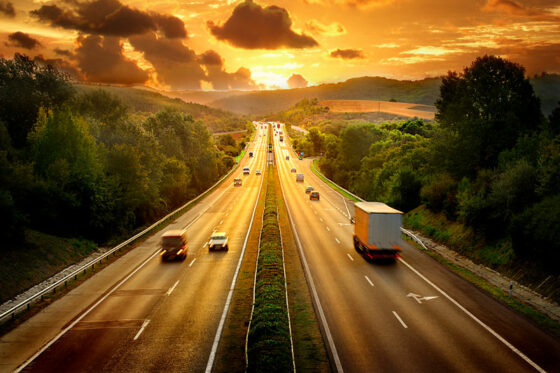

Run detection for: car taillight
[[177, 249, 183, 255], [160, 250, 166, 256]]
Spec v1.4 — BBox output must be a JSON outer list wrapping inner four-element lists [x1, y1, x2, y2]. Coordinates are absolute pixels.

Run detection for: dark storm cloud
[[75, 34, 149, 85], [0, 1, 15, 17], [207, 0, 318, 49], [198, 50, 223, 66], [31, 0, 187, 38], [129, 33, 205, 89], [54, 48, 72, 57], [287, 73, 308, 88], [205, 65, 258, 90], [330, 48, 365, 59], [6, 32, 42, 49]]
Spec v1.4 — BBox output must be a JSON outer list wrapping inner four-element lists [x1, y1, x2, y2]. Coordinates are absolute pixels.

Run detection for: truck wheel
[[353, 237, 360, 253]]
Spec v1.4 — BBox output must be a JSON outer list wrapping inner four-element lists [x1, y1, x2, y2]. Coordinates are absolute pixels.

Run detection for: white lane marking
[[313, 210, 317, 215], [225, 213, 229, 217], [219, 220, 223, 225], [392, 311, 408, 329], [320, 218, 323, 222], [134, 319, 151, 340], [278, 170, 344, 373], [205, 150, 265, 373], [203, 241, 208, 248], [326, 226, 330, 232], [341, 195, 351, 219], [335, 238, 341, 244], [399, 258, 545, 372], [365, 276, 375, 287], [189, 258, 197, 267], [346, 253, 354, 261], [166, 280, 180, 296], [15, 249, 162, 372]]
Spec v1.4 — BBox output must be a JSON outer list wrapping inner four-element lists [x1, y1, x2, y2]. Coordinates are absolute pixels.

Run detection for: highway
[[272, 123, 560, 372], [15, 125, 269, 372], [5, 122, 560, 373]]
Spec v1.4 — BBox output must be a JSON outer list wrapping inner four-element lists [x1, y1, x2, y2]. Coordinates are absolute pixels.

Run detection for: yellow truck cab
[[161, 229, 187, 261]]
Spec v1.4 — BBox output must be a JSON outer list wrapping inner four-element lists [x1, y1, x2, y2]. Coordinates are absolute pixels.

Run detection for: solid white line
[[15, 249, 161, 372], [277, 151, 344, 373], [189, 258, 197, 267], [326, 226, 330, 232], [398, 257, 545, 372], [166, 280, 180, 296], [205, 143, 265, 373], [335, 238, 341, 244], [346, 253, 354, 261], [134, 319, 151, 340], [365, 276, 374, 287], [392, 311, 408, 329]]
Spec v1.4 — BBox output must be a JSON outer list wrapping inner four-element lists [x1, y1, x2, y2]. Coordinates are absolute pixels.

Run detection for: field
[[320, 99, 436, 120]]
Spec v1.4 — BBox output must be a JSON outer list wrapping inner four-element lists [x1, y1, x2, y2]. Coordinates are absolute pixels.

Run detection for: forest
[[0, 54, 238, 249], [287, 56, 560, 273]]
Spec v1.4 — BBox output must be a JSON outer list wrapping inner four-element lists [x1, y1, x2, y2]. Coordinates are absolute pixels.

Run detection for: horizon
[[1, 0, 559, 90]]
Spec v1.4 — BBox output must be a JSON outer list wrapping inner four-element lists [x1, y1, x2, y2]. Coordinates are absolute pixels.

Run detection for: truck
[[161, 229, 187, 261], [352, 202, 403, 261], [277, 123, 281, 129], [296, 173, 304, 182]]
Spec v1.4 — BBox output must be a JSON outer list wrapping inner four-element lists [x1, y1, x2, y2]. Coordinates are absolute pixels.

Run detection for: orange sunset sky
[[1, 0, 559, 90]]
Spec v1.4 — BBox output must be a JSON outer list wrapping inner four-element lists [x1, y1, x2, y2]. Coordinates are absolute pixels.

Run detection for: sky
[[0, 0, 559, 90]]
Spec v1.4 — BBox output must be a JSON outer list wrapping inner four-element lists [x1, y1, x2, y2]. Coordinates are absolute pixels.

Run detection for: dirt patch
[[319, 99, 435, 120]]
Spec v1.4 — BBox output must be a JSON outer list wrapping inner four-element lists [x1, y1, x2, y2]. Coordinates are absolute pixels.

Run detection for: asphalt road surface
[[273, 124, 560, 373]]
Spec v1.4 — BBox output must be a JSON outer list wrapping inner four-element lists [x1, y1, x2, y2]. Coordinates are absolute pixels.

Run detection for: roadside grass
[[235, 149, 246, 163], [213, 167, 267, 373], [403, 235, 560, 337], [311, 159, 360, 202], [275, 166, 331, 372], [247, 167, 293, 373]]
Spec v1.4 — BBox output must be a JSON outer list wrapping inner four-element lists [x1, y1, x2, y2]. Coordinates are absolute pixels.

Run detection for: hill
[[74, 84, 248, 133]]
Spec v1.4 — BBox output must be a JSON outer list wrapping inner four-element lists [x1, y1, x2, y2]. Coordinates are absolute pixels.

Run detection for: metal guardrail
[[307, 158, 429, 249], [0, 161, 242, 324]]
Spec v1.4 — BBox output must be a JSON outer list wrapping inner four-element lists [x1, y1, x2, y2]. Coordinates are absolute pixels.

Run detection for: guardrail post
[[27, 303, 30, 311], [75, 274, 77, 281]]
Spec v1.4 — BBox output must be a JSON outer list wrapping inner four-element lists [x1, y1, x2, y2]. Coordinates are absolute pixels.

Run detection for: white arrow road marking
[[407, 293, 439, 304], [134, 319, 150, 340]]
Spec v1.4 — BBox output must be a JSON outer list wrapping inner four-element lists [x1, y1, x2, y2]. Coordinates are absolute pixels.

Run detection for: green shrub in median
[[247, 169, 293, 373]]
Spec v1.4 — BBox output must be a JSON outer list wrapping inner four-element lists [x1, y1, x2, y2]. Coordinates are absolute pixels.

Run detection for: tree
[[435, 55, 543, 178], [549, 101, 560, 136], [0, 54, 73, 148]]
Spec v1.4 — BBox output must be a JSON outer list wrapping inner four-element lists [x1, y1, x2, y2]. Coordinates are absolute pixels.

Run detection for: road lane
[[274, 124, 560, 372], [19, 124, 268, 372]]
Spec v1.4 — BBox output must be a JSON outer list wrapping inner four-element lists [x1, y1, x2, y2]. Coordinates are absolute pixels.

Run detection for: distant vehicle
[[353, 202, 402, 261], [256, 170, 261, 175], [209, 231, 229, 251], [291, 167, 297, 173], [277, 123, 281, 129], [286, 155, 290, 160], [298, 156, 303, 160], [234, 178, 242, 186], [243, 167, 250, 175], [305, 186, 314, 194], [279, 136, 284, 142], [161, 229, 187, 261], [310, 191, 320, 200], [296, 173, 304, 182], [249, 152, 253, 157]]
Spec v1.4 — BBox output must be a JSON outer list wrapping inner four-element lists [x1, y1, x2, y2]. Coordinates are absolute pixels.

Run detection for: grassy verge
[[235, 149, 246, 163], [275, 166, 331, 372], [213, 169, 267, 373], [247, 168, 293, 373], [403, 235, 560, 337], [311, 159, 360, 202]]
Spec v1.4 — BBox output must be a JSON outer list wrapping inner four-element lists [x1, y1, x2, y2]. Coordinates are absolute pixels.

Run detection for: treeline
[[290, 56, 560, 270], [0, 54, 232, 247]]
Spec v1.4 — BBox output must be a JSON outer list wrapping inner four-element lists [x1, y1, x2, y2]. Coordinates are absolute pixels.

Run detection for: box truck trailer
[[353, 202, 403, 261]]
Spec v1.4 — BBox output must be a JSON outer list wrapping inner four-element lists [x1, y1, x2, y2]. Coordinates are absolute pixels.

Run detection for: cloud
[[199, 50, 257, 90], [0, 1, 14, 17], [482, 0, 559, 20], [305, 20, 346, 36], [304, 0, 395, 9], [33, 55, 83, 80], [129, 33, 205, 89], [75, 34, 149, 85], [198, 50, 223, 66], [54, 48, 72, 57], [330, 48, 365, 59], [31, 0, 186, 38], [207, 0, 318, 49], [6, 32, 42, 49], [287, 73, 308, 88]]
